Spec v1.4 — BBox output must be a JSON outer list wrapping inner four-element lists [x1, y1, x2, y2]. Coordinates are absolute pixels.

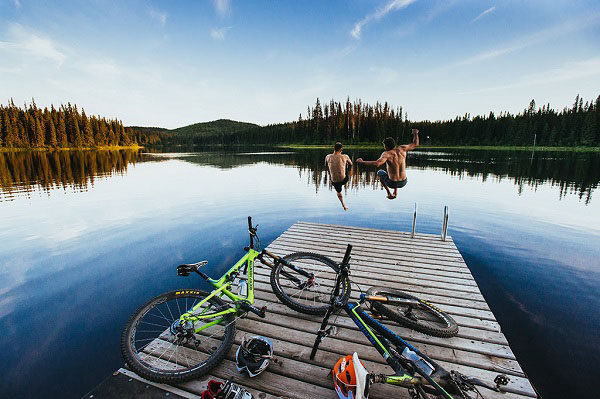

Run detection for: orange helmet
[[332, 353, 369, 399]]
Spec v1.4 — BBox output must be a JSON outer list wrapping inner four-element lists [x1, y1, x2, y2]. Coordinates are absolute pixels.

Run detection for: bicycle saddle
[[177, 260, 209, 276]]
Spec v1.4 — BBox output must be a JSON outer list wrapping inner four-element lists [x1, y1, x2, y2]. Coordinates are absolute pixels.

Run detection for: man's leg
[[336, 191, 348, 210], [377, 170, 396, 199]]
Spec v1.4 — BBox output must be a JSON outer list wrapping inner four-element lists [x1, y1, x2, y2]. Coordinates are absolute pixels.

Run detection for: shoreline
[[0, 145, 142, 153], [278, 144, 600, 152]]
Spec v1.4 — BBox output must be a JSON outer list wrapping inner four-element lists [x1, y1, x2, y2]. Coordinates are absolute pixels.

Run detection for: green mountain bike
[[120, 217, 351, 383]]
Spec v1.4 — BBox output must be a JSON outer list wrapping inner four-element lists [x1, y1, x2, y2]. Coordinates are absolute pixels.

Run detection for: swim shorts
[[377, 170, 407, 189], [332, 175, 349, 193]]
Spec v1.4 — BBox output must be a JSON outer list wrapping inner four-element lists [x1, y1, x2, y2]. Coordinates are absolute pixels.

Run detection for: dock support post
[[411, 203, 417, 238], [441, 206, 449, 241]]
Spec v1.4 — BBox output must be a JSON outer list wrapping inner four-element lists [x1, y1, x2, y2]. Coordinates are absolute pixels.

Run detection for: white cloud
[[0, 23, 66, 66], [458, 57, 600, 95], [457, 12, 600, 66], [471, 6, 496, 23], [149, 8, 168, 27], [11, 0, 21, 8], [351, 0, 416, 39], [213, 0, 230, 17], [78, 60, 121, 77], [210, 26, 232, 40], [369, 66, 399, 85]]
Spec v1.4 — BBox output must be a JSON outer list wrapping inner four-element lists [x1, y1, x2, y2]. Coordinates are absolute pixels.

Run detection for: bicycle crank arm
[[239, 301, 267, 318]]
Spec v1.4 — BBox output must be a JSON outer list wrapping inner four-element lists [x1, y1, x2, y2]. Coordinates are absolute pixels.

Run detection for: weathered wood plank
[[283, 226, 465, 258], [268, 240, 477, 281], [273, 234, 470, 270]]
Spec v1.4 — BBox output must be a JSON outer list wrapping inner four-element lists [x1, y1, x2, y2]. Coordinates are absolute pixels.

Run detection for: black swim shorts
[[377, 170, 407, 189], [332, 175, 349, 193]]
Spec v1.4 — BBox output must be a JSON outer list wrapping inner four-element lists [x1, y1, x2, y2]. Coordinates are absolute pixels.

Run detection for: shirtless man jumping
[[356, 129, 419, 199], [325, 142, 353, 210]]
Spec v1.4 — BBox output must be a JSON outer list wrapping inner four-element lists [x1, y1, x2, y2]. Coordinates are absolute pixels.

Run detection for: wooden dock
[[109, 221, 538, 399]]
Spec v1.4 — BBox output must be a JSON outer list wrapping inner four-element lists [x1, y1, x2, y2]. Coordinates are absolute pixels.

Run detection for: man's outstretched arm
[[400, 129, 420, 151], [356, 152, 387, 167]]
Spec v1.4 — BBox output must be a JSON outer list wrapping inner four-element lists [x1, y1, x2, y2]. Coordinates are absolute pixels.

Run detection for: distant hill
[[126, 119, 260, 145], [169, 119, 259, 138]]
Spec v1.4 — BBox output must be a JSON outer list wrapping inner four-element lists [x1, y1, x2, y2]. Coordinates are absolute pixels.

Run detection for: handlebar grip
[[248, 216, 253, 230], [341, 244, 352, 268]]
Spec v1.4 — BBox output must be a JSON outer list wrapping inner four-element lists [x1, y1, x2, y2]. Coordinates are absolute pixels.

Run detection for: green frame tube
[[179, 249, 261, 332]]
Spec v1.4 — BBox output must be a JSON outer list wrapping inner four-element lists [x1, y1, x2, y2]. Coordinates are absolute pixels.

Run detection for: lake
[[0, 148, 598, 399]]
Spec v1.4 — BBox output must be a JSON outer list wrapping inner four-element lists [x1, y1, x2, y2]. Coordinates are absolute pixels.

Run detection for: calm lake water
[[1, 148, 599, 398]]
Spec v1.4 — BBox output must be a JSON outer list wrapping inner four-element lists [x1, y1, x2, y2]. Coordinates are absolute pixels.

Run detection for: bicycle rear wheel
[[270, 252, 351, 315], [121, 289, 235, 383], [367, 287, 458, 337]]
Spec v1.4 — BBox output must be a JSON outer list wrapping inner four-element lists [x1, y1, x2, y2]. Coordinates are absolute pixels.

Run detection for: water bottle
[[238, 279, 248, 297], [402, 347, 434, 375]]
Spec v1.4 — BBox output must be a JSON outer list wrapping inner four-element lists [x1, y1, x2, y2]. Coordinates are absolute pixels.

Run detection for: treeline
[[138, 95, 600, 147], [411, 95, 600, 147], [0, 99, 135, 149]]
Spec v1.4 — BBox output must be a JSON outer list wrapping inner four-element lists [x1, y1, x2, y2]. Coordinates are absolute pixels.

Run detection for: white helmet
[[235, 336, 274, 377]]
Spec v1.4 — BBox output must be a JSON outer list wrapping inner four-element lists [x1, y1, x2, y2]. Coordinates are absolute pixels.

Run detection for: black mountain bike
[[310, 244, 509, 399]]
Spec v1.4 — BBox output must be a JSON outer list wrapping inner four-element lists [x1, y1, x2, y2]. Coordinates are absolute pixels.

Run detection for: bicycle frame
[[176, 216, 312, 333], [179, 248, 261, 332], [178, 216, 263, 332], [343, 300, 455, 398]]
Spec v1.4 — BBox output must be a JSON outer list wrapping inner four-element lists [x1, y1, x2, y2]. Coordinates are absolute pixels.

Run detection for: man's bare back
[[325, 143, 352, 210], [325, 152, 351, 183], [356, 129, 419, 199], [381, 147, 407, 181]]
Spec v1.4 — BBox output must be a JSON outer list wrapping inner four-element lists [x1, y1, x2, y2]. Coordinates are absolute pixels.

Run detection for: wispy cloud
[[11, 0, 21, 9], [456, 12, 600, 66], [0, 23, 66, 66], [149, 8, 168, 27], [471, 6, 496, 23], [210, 26, 232, 40], [351, 0, 416, 39], [213, 0, 230, 17], [458, 57, 600, 95], [369, 66, 399, 85]]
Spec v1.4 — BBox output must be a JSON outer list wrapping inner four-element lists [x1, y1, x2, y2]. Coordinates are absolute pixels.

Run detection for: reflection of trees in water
[[0, 150, 144, 201], [175, 149, 598, 204], [406, 150, 598, 204], [1, 148, 597, 204]]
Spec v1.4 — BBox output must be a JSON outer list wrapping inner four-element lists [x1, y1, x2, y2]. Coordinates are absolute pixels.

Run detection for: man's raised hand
[[412, 129, 419, 135]]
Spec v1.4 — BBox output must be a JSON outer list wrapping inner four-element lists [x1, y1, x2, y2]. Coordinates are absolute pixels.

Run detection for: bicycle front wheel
[[367, 287, 458, 337], [270, 252, 351, 315], [121, 289, 235, 383]]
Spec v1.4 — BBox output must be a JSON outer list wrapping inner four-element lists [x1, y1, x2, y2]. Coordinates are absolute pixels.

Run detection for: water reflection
[[154, 149, 600, 204], [0, 150, 145, 201], [0, 148, 598, 204]]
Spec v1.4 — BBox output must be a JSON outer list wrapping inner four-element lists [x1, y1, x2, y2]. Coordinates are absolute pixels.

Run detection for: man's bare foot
[[343, 205, 348, 211], [387, 194, 396, 200]]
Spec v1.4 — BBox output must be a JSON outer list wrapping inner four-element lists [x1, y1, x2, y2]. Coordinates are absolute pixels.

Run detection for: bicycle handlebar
[[341, 244, 352, 268], [248, 216, 256, 249]]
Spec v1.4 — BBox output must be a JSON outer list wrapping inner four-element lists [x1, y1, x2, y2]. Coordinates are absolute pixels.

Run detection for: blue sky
[[1, 0, 599, 128]]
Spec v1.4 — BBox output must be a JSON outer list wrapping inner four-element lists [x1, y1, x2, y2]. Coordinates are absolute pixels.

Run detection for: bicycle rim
[[270, 252, 351, 315], [367, 287, 458, 337], [121, 290, 235, 383]]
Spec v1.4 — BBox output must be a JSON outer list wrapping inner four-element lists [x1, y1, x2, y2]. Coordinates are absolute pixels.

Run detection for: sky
[[1, 0, 599, 128]]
